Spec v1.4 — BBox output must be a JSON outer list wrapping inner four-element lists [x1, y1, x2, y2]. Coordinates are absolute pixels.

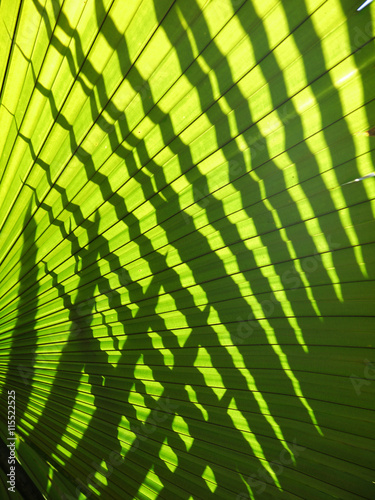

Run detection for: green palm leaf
[[0, 0, 374, 498]]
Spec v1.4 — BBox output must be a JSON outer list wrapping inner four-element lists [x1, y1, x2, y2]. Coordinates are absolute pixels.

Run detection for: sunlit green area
[[0, 0, 374, 498]]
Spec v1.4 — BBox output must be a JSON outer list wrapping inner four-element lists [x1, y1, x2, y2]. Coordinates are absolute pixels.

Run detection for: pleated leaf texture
[[0, 0, 374, 499]]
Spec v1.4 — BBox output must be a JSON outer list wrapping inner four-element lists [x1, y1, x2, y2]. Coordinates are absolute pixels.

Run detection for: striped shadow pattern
[[0, 0, 374, 498]]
